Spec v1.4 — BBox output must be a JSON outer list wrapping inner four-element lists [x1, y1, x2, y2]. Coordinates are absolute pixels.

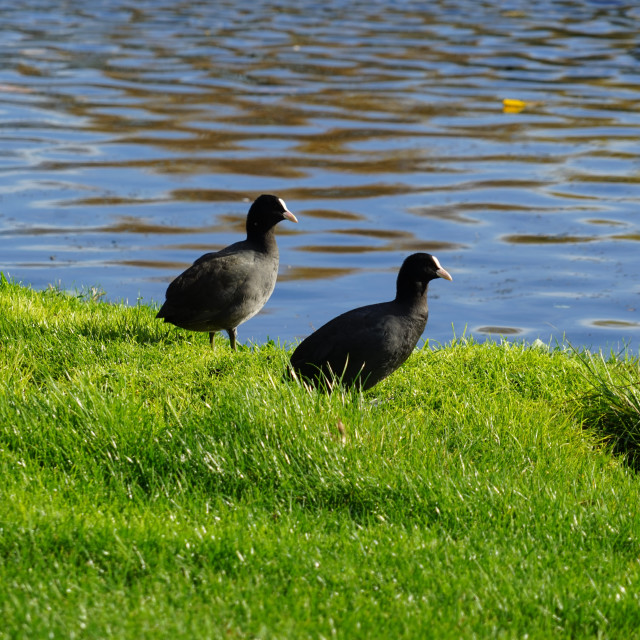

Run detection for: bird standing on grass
[[157, 194, 297, 350], [289, 252, 452, 390]]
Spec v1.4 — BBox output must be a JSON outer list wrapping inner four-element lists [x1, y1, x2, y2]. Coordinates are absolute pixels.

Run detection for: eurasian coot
[[157, 194, 297, 349], [289, 252, 452, 390]]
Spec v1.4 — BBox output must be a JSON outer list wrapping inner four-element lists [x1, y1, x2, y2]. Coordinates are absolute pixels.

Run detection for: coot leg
[[227, 327, 237, 351]]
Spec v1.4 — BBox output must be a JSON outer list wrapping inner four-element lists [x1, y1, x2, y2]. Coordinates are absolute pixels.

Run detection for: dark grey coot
[[156, 194, 297, 350], [289, 252, 452, 390]]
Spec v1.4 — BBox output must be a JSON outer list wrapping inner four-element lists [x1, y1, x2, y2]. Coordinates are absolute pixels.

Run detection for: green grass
[[572, 348, 640, 467], [2, 275, 640, 639]]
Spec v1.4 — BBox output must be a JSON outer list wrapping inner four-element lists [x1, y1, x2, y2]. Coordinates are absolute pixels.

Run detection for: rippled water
[[1, 0, 639, 350]]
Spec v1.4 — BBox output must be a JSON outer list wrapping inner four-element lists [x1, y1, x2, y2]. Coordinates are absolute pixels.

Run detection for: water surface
[[1, 0, 639, 350]]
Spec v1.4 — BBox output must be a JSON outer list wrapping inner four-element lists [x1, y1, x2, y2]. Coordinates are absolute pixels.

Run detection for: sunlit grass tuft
[[573, 348, 640, 466]]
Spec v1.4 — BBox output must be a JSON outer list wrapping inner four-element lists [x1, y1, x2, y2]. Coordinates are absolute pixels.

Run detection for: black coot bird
[[157, 194, 297, 350], [289, 253, 452, 391]]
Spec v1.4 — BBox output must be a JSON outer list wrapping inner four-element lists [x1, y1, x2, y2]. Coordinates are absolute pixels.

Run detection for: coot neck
[[395, 279, 430, 310], [246, 224, 278, 252]]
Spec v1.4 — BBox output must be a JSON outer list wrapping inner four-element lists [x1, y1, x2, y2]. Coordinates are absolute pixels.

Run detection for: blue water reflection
[[0, 0, 638, 350]]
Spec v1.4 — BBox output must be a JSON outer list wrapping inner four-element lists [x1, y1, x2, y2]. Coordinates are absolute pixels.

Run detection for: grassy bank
[[1, 277, 640, 639]]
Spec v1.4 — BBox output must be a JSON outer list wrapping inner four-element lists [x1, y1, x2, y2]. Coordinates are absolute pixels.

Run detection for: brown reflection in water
[[476, 326, 523, 335], [302, 209, 366, 222], [158, 243, 224, 253], [335, 228, 412, 240], [116, 259, 187, 272], [168, 184, 434, 207], [298, 244, 386, 255], [173, 157, 307, 178], [108, 217, 209, 235], [1, 218, 233, 237], [297, 239, 463, 254], [589, 320, 640, 329], [331, 229, 465, 252], [121, 131, 243, 154], [217, 106, 310, 128], [60, 196, 156, 207], [272, 183, 426, 201], [170, 188, 260, 203], [215, 214, 252, 235], [572, 174, 640, 185], [504, 232, 640, 245], [326, 155, 445, 175], [585, 219, 628, 227], [278, 266, 356, 282], [503, 234, 596, 244], [16, 62, 45, 77], [409, 204, 481, 225], [42, 151, 456, 178], [293, 137, 352, 156], [612, 233, 640, 242], [410, 202, 540, 225], [57, 157, 308, 178], [398, 239, 466, 252]]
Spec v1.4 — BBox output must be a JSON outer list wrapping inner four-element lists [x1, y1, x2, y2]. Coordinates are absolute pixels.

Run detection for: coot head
[[247, 194, 298, 237], [395, 252, 453, 302]]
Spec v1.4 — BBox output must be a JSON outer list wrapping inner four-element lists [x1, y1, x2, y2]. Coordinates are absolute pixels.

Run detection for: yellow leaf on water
[[503, 98, 527, 108], [502, 98, 528, 114]]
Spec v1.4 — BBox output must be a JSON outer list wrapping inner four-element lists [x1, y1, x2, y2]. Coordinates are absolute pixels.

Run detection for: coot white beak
[[283, 209, 298, 223], [432, 255, 452, 281], [278, 198, 298, 223]]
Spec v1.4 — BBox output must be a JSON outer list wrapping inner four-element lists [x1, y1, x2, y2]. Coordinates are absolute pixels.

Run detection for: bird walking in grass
[[289, 252, 452, 390], [157, 194, 297, 350]]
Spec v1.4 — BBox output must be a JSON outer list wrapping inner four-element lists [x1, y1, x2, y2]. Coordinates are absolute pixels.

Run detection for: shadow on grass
[[73, 320, 166, 346], [573, 348, 640, 469]]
